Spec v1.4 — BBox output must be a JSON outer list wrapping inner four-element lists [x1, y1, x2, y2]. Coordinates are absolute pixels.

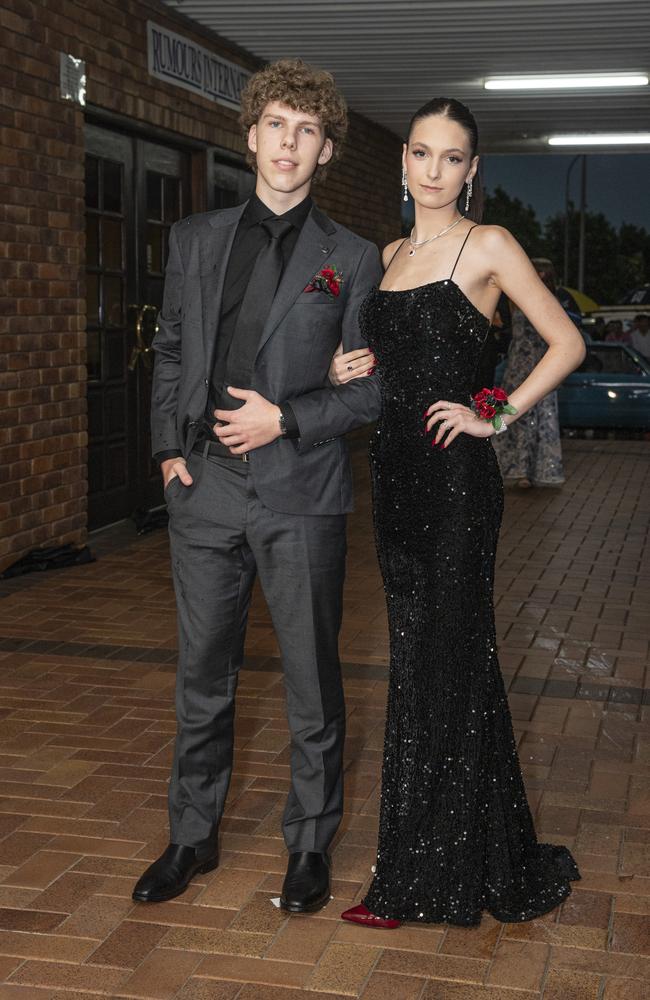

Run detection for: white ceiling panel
[[162, 0, 650, 152]]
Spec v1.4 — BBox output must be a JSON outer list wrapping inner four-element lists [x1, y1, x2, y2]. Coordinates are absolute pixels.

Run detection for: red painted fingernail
[[368, 367, 375, 375]]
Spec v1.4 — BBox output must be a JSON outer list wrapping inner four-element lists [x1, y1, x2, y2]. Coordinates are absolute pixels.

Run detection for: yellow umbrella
[[558, 286, 600, 314]]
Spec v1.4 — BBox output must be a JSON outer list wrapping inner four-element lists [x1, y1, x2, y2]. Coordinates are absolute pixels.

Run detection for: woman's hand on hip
[[328, 343, 376, 386], [424, 400, 494, 448]]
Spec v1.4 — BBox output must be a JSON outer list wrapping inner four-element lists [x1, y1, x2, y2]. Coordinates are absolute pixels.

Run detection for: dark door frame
[[83, 109, 253, 530], [84, 122, 191, 529]]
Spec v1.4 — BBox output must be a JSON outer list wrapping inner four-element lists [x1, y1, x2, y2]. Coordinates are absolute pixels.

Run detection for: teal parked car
[[496, 343, 650, 430]]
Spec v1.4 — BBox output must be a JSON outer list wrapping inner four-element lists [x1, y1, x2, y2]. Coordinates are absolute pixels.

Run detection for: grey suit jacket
[[151, 201, 382, 515]]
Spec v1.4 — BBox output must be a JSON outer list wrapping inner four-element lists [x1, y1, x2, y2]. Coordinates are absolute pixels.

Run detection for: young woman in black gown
[[330, 98, 586, 927]]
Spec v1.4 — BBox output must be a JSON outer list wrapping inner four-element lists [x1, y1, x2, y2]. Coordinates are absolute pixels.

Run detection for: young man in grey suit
[[132, 58, 381, 913]]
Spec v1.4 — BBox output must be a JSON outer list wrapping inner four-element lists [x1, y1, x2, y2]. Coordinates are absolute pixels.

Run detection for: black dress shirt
[[155, 193, 310, 464]]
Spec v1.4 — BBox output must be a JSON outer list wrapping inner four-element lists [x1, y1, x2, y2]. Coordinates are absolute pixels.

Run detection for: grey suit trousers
[[165, 449, 347, 854]]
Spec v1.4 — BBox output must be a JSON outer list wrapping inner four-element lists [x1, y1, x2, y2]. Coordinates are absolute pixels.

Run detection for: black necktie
[[255, 216, 295, 300], [224, 216, 294, 393]]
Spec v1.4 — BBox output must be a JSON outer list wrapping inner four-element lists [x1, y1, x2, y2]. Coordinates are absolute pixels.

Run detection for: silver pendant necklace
[[408, 215, 464, 256]]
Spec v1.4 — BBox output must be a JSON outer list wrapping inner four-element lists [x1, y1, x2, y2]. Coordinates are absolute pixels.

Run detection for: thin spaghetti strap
[[449, 225, 478, 281], [383, 238, 408, 276]]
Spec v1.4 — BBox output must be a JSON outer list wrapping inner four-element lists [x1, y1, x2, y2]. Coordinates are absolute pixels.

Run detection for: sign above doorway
[[60, 52, 86, 106], [147, 21, 250, 110]]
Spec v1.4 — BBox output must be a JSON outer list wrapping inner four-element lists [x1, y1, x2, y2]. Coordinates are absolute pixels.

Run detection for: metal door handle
[[128, 304, 158, 371]]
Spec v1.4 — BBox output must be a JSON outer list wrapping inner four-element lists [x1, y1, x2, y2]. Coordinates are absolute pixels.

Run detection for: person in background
[[492, 258, 565, 489], [471, 294, 511, 395], [630, 314, 650, 359], [604, 319, 630, 344]]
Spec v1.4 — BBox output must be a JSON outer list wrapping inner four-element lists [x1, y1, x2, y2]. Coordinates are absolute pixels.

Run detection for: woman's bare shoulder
[[471, 224, 521, 254], [470, 226, 529, 281]]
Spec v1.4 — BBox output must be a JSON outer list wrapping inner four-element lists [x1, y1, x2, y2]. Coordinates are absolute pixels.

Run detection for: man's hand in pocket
[[161, 458, 193, 489]]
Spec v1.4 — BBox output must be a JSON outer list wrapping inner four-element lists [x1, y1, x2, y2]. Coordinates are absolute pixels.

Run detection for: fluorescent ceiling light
[[485, 74, 648, 90], [548, 133, 650, 146]]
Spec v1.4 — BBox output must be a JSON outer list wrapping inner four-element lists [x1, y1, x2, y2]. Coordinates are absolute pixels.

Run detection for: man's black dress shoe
[[280, 851, 331, 913], [132, 843, 219, 903]]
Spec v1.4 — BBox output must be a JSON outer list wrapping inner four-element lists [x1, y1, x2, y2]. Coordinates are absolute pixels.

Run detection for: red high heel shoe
[[340, 902, 401, 929]]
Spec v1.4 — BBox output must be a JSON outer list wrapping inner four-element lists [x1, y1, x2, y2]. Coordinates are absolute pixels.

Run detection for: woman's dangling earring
[[465, 178, 473, 212], [402, 167, 409, 203]]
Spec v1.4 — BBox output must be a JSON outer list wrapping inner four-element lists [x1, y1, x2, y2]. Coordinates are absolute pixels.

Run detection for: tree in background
[[544, 208, 647, 304], [483, 187, 650, 304], [483, 186, 545, 256], [619, 223, 650, 288]]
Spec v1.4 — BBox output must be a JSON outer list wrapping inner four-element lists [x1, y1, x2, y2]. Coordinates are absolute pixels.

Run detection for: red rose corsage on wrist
[[470, 386, 517, 433]]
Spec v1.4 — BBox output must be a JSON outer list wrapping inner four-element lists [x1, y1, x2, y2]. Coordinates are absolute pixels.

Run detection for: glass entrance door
[[84, 125, 190, 529]]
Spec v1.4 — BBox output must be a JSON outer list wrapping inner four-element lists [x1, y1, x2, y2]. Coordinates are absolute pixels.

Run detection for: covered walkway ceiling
[[163, 0, 649, 152]]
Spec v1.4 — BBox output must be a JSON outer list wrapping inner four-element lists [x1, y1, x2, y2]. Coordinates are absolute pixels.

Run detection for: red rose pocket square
[[304, 265, 344, 298]]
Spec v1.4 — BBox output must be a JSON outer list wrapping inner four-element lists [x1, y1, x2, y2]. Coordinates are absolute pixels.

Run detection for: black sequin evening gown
[[361, 230, 580, 925]]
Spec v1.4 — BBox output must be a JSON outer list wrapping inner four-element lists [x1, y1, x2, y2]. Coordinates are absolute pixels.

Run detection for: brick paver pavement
[[0, 435, 648, 999]]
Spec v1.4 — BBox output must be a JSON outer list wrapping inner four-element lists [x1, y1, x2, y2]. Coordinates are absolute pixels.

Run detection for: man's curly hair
[[239, 58, 348, 181]]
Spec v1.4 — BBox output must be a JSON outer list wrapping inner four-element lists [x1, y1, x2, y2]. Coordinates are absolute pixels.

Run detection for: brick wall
[[0, 0, 401, 570], [315, 113, 402, 247], [0, 0, 87, 568]]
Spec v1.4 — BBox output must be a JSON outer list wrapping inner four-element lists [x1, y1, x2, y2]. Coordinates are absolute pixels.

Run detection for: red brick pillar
[[0, 0, 87, 570]]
